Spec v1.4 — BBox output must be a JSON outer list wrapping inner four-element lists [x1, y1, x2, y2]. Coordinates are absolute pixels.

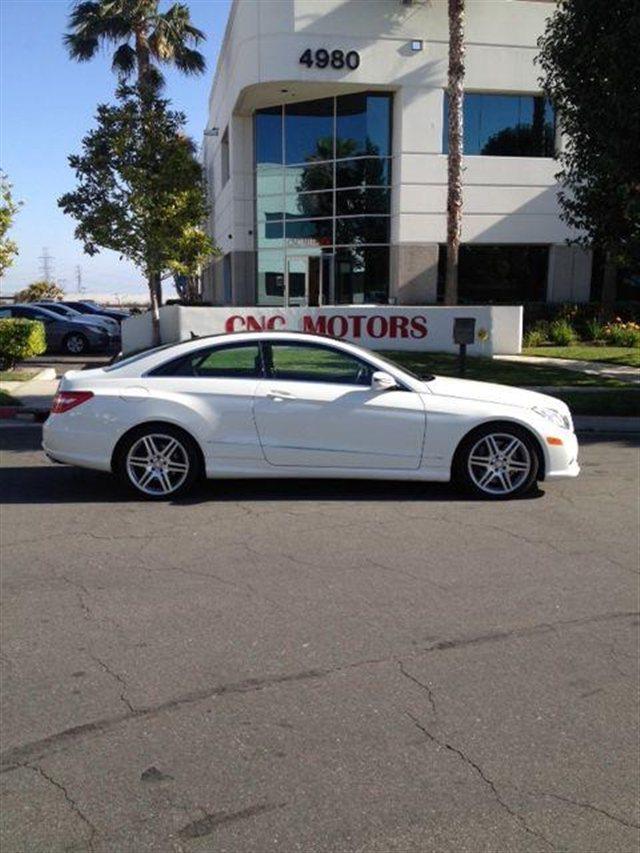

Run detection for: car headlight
[[532, 406, 572, 431]]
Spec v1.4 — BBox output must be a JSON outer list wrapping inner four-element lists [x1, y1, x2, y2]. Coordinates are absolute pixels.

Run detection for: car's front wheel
[[63, 332, 88, 355], [115, 425, 201, 500], [454, 424, 540, 499]]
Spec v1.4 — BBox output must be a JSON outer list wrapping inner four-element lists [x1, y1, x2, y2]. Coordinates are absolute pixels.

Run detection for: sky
[[0, 0, 232, 297]]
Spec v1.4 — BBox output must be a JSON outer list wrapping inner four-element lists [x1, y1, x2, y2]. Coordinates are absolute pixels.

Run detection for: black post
[[459, 342, 467, 376]]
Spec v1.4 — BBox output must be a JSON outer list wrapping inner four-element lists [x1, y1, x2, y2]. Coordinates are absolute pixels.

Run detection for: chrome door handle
[[266, 389, 295, 400]]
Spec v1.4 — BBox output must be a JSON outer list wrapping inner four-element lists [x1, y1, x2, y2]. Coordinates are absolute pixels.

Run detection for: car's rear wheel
[[116, 426, 201, 500], [63, 332, 88, 355], [455, 424, 539, 499]]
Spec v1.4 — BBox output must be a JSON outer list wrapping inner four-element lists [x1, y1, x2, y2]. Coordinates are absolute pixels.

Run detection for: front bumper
[[543, 430, 580, 480]]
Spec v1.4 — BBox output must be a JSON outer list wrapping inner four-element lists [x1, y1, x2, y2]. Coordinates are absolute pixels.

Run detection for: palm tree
[[64, 1, 206, 93], [65, 1, 206, 336], [444, 0, 465, 305]]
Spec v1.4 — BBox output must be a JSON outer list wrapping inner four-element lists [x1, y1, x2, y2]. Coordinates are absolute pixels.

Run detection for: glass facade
[[444, 93, 555, 157], [255, 92, 392, 305]]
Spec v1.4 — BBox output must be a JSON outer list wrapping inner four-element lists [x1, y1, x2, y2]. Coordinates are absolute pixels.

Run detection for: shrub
[[603, 321, 640, 348], [549, 318, 577, 346], [584, 317, 605, 342], [0, 319, 46, 369], [523, 328, 547, 348], [13, 280, 64, 303]]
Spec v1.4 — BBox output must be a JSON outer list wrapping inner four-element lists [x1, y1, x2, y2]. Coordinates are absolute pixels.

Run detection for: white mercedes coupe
[[43, 331, 579, 500]]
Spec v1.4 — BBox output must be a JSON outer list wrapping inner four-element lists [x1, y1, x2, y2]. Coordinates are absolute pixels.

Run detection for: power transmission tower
[[38, 247, 54, 282]]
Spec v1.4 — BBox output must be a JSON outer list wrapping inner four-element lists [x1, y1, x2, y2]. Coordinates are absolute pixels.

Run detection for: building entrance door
[[285, 254, 334, 307]]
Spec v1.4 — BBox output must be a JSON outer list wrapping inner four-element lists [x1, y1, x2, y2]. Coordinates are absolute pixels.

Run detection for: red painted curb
[[0, 407, 19, 419]]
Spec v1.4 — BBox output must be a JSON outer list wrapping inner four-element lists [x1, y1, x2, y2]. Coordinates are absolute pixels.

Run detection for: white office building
[[202, 0, 593, 308]]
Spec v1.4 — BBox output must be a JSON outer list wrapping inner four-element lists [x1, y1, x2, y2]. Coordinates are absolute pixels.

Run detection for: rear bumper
[[42, 418, 113, 472]]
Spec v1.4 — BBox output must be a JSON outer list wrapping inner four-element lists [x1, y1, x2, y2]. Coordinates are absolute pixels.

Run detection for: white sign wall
[[122, 305, 523, 356]]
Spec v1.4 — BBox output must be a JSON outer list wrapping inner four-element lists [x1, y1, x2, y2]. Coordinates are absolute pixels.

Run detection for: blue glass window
[[255, 106, 282, 165], [444, 93, 555, 157], [336, 92, 392, 158], [285, 98, 334, 165]]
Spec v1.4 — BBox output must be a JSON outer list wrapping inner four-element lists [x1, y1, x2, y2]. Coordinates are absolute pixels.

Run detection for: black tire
[[453, 423, 540, 500], [114, 424, 202, 500], [63, 332, 89, 355]]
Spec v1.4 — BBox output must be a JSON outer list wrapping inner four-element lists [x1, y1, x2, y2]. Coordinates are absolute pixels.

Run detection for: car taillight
[[51, 391, 94, 414]]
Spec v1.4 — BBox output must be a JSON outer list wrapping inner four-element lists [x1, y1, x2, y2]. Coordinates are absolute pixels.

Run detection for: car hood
[[422, 375, 567, 411]]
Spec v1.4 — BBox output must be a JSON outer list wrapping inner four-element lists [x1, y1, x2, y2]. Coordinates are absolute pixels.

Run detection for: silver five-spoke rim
[[67, 335, 85, 354], [126, 433, 189, 496], [468, 433, 531, 495]]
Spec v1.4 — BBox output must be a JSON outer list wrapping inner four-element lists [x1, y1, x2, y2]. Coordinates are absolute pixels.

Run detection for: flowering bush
[[549, 319, 578, 346], [603, 320, 640, 348]]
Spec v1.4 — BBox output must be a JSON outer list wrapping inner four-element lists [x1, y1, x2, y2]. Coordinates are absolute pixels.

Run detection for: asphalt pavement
[[1, 427, 638, 853]]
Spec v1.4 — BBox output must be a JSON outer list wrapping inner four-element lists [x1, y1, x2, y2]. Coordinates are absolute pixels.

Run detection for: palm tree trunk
[[444, 0, 466, 306], [601, 250, 618, 305], [149, 273, 161, 346]]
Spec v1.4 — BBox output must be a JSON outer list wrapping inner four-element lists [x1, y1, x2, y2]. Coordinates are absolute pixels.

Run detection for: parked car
[[33, 301, 121, 334], [0, 304, 118, 355], [61, 300, 129, 324], [43, 331, 579, 500]]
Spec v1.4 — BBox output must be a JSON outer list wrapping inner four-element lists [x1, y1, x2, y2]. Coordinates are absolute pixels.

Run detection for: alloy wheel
[[66, 334, 87, 354], [467, 432, 532, 496], [125, 433, 190, 496]]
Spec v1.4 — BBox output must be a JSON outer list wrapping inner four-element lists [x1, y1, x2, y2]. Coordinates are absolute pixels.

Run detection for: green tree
[[64, 0, 206, 92], [14, 280, 65, 302], [58, 86, 213, 342], [169, 226, 218, 301], [537, 0, 640, 302], [0, 172, 22, 278]]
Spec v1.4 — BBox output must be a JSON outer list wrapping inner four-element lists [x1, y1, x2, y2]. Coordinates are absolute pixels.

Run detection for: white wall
[[122, 305, 523, 356], [204, 1, 568, 257]]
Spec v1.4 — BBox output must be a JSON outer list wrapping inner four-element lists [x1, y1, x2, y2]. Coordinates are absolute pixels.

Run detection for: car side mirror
[[371, 371, 398, 391]]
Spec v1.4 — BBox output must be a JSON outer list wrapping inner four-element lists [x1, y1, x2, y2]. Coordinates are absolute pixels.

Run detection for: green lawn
[[381, 351, 625, 388], [0, 390, 18, 406], [0, 369, 40, 382], [543, 390, 640, 418], [523, 345, 640, 368]]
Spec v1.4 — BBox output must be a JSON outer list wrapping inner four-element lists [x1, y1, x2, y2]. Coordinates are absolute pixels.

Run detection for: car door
[[11, 306, 61, 349], [146, 341, 264, 463], [253, 341, 426, 469]]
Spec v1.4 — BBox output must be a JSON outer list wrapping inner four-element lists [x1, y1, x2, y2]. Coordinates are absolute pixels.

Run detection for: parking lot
[[1, 426, 638, 852]]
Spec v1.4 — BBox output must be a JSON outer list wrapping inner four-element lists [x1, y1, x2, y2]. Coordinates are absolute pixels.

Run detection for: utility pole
[[38, 247, 54, 283], [75, 265, 85, 293]]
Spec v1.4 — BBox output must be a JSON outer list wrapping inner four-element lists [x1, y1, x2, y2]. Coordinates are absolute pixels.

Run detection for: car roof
[[12, 303, 61, 317]]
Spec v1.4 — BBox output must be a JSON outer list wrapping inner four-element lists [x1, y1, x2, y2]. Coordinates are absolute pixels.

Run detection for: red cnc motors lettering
[[302, 314, 428, 339], [225, 312, 428, 339], [225, 315, 287, 333]]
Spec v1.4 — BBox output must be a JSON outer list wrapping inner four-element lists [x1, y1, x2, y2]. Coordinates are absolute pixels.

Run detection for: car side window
[[266, 343, 372, 386], [149, 343, 263, 378], [0, 308, 11, 318]]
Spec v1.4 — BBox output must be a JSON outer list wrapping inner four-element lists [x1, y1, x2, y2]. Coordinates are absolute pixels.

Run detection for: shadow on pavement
[[10, 425, 638, 506], [0, 463, 547, 505]]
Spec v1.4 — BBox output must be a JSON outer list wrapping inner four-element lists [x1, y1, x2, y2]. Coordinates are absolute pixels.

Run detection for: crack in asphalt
[[397, 661, 437, 718], [406, 713, 554, 849], [89, 654, 136, 713], [21, 762, 97, 851], [1, 609, 636, 773], [531, 790, 640, 831]]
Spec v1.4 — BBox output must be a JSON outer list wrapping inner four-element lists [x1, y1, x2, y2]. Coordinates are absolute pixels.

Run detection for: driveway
[[1, 427, 638, 852]]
